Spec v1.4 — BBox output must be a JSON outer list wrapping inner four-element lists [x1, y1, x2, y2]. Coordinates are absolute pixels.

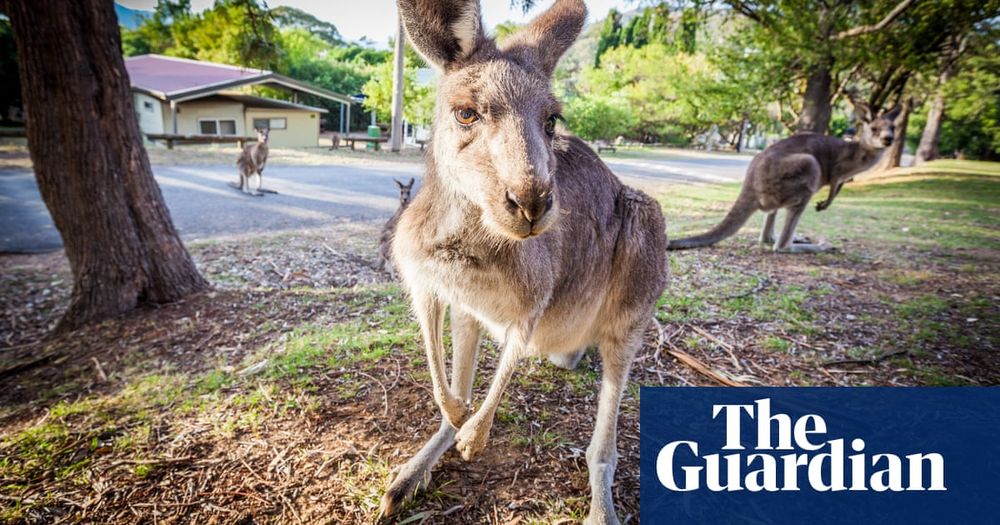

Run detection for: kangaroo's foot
[[792, 234, 813, 244], [760, 236, 775, 245], [454, 413, 491, 461], [584, 463, 622, 525], [548, 349, 586, 370], [776, 242, 833, 254], [247, 190, 264, 197], [257, 188, 279, 194], [380, 421, 456, 518]]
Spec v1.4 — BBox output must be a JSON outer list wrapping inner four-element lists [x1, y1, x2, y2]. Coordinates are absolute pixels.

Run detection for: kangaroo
[[668, 102, 901, 253], [377, 177, 416, 278], [380, 1, 668, 523], [231, 127, 270, 196]]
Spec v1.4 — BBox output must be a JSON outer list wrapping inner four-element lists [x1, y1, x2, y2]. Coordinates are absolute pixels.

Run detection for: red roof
[[125, 54, 269, 96]]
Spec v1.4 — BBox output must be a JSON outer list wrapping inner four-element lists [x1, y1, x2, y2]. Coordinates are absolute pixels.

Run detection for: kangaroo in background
[[231, 128, 270, 196], [668, 101, 901, 253], [380, 1, 668, 523], [377, 177, 415, 278]]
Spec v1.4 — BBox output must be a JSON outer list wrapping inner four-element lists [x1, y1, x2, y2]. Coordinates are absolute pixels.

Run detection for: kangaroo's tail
[[668, 185, 758, 250]]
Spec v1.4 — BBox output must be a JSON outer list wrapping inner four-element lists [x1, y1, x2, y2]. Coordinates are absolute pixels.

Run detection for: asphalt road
[[0, 150, 752, 253]]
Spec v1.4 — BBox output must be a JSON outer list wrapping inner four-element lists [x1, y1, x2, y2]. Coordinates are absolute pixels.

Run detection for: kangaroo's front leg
[[584, 331, 641, 525], [412, 290, 467, 427], [816, 181, 843, 211], [454, 322, 532, 460], [379, 308, 481, 517]]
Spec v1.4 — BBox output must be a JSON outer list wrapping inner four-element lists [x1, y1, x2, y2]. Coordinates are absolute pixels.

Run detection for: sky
[[118, 0, 633, 49]]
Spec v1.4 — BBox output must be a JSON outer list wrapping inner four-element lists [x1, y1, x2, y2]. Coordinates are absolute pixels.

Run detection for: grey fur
[[233, 128, 269, 197]]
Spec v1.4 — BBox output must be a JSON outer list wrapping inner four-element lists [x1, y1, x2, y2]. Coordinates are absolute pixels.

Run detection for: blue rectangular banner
[[640, 387, 1000, 524]]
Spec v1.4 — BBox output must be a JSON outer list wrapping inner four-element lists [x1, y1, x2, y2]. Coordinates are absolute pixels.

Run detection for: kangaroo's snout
[[504, 188, 554, 224]]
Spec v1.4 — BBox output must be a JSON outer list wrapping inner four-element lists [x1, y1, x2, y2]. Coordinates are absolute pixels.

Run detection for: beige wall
[[133, 93, 164, 134], [245, 108, 321, 148], [162, 100, 247, 136]]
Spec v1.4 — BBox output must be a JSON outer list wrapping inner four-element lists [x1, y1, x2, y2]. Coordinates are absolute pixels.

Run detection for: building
[[125, 54, 355, 148]]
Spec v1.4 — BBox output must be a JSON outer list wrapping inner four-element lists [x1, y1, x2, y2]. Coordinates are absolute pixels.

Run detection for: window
[[198, 119, 237, 136], [143, 101, 154, 112], [252, 117, 287, 130]]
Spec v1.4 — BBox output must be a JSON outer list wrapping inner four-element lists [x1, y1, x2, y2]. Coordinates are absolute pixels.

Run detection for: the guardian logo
[[656, 398, 946, 493]]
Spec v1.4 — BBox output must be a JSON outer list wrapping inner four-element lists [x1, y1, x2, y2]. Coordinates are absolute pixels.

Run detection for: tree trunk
[[914, 71, 951, 165], [3, 0, 208, 331], [875, 98, 912, 172], [797, 55, 834, 134], [389, 17, 405, 153]]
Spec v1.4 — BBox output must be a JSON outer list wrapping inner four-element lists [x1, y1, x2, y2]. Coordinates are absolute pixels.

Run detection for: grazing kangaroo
[[231, 128, 270, 196], [381, 1, 668, 523], [668, 102, 901, 253], [377, 177, 416, 277]]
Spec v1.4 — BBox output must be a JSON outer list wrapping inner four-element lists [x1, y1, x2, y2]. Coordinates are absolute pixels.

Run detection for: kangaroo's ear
[[882, 104, 902, 122], [394, 178, 404, 188], [500, 0, 587, 77], [852, 100, 873, 123], [407, 178, 415, 187], [398, 0, 487, 71]]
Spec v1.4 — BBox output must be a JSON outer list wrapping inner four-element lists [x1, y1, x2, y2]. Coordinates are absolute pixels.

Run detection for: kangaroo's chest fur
[[394, 137, 667, 354], [240, 142, 268, 173]]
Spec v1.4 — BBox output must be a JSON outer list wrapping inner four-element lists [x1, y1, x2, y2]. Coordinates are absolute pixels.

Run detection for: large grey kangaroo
[[381, 1, 668, 523], [231, 127, 270, 196], [668, 102, 901, 253]]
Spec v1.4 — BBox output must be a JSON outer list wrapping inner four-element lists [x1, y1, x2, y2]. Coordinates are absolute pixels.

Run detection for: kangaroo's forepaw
[[816, 201, 829, 211], [379, 465, 432, 519], [440, 395, 468, 429], [455, 419, 490, 461]]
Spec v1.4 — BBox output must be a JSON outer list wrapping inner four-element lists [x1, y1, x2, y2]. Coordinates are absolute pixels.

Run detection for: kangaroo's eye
[[455, 108, 479, 126], [544, 114, 561, 137]]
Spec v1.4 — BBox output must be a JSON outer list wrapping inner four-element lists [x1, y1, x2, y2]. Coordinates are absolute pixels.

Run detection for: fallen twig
[[665, 345, 747, 387], [687, 324, 742, 372]]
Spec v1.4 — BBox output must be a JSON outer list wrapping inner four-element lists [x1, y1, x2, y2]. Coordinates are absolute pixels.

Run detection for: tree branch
[[832, 0, 918, 40]]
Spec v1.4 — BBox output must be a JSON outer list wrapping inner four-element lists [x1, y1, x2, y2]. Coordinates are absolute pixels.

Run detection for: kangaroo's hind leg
[[380, 307, 481, 517], [584, 326, 644, 525], [774, 200, 828, 253], [760, 211, 777, 245]]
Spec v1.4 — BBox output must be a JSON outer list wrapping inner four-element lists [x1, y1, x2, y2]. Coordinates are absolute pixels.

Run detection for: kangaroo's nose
[[505, 189, 553, 223]]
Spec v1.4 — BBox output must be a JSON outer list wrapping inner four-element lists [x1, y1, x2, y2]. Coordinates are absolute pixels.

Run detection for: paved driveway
[[0, 150, 752, 253]]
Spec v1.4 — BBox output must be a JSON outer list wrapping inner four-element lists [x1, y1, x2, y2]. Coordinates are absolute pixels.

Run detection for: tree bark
[[914, 92, 945, 164], [3, 0, 208, 331], [914, 68, 954, 165], [876, 98, 912, 172], [797, 56, 834, 134], [389, 17, 405, 153]]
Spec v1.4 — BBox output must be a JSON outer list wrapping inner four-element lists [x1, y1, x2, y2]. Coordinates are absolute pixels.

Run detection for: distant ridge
[[114, 3, 152, 29]]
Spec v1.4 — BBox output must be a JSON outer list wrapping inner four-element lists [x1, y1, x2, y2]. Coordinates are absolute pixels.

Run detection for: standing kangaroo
[[231, 127, 269, 196], [377, 177, 416, 278], [668, 102, 901, 253], [380, 1, 668, 523]]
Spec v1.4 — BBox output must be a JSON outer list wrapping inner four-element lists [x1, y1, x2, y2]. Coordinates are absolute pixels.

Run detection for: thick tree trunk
[[914, 71, 951, 165], [797, 56, 834, 134], [875, 98, 912, 172], [4, 0, 208, 331]]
